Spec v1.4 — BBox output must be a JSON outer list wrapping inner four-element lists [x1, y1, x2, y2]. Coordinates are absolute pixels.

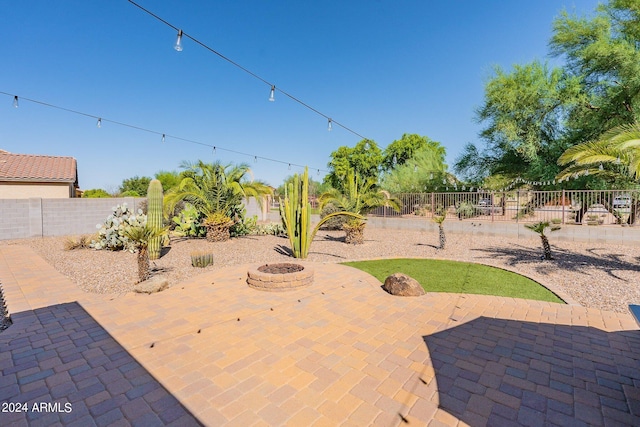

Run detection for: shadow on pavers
[[0, 301, 203, 426], [423, 316, 640, 426]]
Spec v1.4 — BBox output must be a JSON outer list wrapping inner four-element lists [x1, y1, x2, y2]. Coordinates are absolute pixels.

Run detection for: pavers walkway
[[1, 245, 639, 426]]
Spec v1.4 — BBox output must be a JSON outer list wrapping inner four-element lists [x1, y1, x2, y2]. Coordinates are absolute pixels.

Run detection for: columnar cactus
[[279, 167, 362, 259], [147, 179, 164, 260]]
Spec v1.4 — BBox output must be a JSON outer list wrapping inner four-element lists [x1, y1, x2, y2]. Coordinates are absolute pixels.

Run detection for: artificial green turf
[[342, 258, 564, 304]]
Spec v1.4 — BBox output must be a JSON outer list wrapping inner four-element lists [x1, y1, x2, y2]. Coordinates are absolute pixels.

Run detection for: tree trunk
[[137, 247, 150, 283], [344, 222, 366, 245], [438, 224, 446, 249], [206, 224, 231, 242], [540, 235, 553, 260]]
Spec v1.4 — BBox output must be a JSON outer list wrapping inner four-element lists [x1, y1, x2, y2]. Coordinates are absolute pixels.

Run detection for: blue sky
[[1, 0, 600, 191]]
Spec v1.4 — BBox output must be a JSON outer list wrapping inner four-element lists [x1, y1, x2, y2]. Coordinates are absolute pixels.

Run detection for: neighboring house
[[0, 149, 79, 198]]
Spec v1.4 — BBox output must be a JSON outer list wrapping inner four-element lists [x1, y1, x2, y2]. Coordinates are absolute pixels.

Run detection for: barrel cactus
[[147, 179, 164, 260]]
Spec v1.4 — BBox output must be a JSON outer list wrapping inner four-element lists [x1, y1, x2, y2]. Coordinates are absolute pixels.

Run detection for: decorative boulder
[[382, 273, 425, 297], [134, 276, 169, 294]]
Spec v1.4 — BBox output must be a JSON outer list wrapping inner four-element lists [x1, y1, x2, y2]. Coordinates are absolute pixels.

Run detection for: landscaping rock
[[382, 273, 424, 297], [134, 276, 169, 294]]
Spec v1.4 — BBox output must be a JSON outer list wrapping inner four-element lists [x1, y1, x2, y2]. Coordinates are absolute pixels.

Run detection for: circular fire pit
[[247, 263, 314, 291]]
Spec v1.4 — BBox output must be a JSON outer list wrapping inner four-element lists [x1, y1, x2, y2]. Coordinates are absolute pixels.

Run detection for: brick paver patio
[[1, 244, 639, 426]]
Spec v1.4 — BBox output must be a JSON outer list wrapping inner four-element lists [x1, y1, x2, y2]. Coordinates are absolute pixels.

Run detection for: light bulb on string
[[269, 86, 275, 102], [414, 165, 418, 173], [585, 169, 589, 176], [599, 163, 604, 171], [317, 169, 320, 175], [615, 156, 621, 165], [162, 134, 165, 143], [13, 96, 18, 108], [254, 156, 257, 163], [327, 118, 332, 132], [174, 30, 184, 51], [442, 178, 446, 184], [288, 163, 291, 170], [430, 173, 433, 180], [96, 118, 101, 128], [212, 146, 216, 156]]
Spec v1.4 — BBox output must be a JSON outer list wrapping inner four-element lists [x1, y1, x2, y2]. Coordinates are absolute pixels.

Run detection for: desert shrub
[[231, 212, 257, 237], [90, 203, 147, 251], [254, 222, 286, 236], [319, 203, 348, 230], [63, 235, 93, 251], [82, 189, 111, 198], [172, 204, 206, 238], [456, 202, 477, 219]]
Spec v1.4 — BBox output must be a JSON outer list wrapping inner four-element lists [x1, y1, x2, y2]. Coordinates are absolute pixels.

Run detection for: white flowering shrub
[[90, 203, 147, 252]]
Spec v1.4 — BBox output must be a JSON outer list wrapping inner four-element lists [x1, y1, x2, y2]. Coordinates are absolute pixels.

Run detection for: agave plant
[[525, 221, 559, 260], [318, 168, 400, 244], [123, 225, 168, 282]]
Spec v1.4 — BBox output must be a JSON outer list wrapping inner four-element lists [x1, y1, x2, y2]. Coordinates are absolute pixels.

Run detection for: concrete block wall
[[0, 199, 30, 240], [0, 197, 145, 240]]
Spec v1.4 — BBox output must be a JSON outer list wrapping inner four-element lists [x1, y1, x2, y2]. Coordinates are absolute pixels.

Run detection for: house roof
[[0, 150, 78, 185]]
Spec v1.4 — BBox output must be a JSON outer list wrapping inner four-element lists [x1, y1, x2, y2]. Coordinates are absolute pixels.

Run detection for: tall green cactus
[[279, 167, 362, 259], [147, 179, 164, 260]]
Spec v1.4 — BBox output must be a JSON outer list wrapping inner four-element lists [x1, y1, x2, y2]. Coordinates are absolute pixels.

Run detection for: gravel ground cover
[[1, 227, 639, 313]]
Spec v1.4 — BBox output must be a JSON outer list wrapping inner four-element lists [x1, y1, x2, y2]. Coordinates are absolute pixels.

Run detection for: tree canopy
[[119, 176, 152, 197], [381, 134, 445, 172], [324, 139, 383, 190], [456, 0, 640, 190]]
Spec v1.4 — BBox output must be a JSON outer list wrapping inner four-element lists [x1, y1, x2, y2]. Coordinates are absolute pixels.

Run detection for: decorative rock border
[[247, 263, 314, 291]]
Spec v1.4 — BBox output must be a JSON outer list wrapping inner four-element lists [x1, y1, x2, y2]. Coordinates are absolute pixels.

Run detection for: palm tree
[[525, 221, 559, 260], [557, 122, 640, 183], [123, 225, 167, 282], [318, 169, 401, 244], [433, 214, 446, 249], [165, 161, 272, 242]]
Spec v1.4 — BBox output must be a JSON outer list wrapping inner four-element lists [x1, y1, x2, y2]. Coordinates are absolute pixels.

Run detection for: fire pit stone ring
[[247, 263, 314, 291]]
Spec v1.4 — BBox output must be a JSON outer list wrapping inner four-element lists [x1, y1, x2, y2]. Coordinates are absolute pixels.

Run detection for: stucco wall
[[0, 182, 74, 199]]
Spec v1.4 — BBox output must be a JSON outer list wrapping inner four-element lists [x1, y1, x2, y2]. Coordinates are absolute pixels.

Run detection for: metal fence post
[[562, 189, 565, 225]]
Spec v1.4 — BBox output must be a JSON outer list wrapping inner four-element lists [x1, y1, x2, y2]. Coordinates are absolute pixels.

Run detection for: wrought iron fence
[[369, 189, 640, 225]]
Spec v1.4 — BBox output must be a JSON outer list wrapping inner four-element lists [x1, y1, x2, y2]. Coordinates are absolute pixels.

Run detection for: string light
[[429, 173, 433, 180], [327, 118, 332, 132], [126, 0, 369, 140], [599, 163, 604, 171], [413, 165, 417, 172], [1, 91, 329, 174], [615, 156, 621, 165], [13, 96, 18, 108], [96, 118, 101, 128], [254, 155, 257, 163], [174, 29, 183, 51], [269, 86, 275, 102]]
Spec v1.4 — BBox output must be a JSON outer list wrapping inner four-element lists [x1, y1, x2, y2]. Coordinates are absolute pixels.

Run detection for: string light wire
[[126, 0, 369, 141], [1, 91, 328, 173]]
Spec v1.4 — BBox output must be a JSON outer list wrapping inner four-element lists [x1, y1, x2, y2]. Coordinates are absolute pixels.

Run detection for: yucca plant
[[525, 221, 559, 260], [433, 214, 447, 249], [279, 167, 362, 258], [123, 225, 168, 282]]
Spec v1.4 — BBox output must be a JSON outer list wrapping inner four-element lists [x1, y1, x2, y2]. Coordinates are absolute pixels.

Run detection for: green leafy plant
[[279, 167, 362, 258], [172, 204, 206, 238]]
